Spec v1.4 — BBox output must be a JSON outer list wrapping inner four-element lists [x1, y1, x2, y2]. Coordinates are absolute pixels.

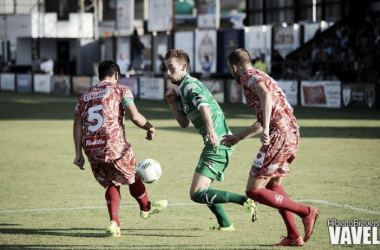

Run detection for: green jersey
[[176, 73, 234, 150]]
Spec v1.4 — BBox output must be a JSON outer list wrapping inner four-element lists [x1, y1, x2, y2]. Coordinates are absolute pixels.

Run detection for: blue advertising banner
[[217, 29, 244, 73], [17, 74, 32, 92]]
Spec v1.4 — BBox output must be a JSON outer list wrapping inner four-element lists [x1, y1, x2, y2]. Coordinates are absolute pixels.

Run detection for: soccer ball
[[136, 158, 162, 184]]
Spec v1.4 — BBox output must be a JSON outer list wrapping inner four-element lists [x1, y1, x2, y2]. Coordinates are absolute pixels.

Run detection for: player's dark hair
[[164, 49, 190, 70], [98, 60, 120, 80], [228, 48, 252, 67]]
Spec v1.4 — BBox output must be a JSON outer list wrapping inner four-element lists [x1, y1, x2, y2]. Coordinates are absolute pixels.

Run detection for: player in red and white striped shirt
[[73, 60, 167, 237], [222, 49, 319, 246]]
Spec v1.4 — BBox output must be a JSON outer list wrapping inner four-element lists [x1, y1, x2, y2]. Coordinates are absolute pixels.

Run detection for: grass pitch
[[0, 91, 379, 250]]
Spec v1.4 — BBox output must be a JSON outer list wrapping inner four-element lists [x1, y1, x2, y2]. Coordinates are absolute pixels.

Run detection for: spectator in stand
[[253, 53, 268, 73], [366, 28, 376, 47], [330, 38, 343, 61], [298, 54, 313, 80], [40, 57, 54, 75], [131, 29, 145, 71], [117, 53, 130, 75], [202, 55, 212, 75], [339, 29, 351, 48], [317, 51, 332, 80], [311, 44, 322, 77], [31, 55, 41, 73], [270, 50, 285, 80]]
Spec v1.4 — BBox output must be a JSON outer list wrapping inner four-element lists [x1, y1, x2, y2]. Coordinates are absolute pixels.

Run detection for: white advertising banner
[[304, 23, 320, 43], [195, 30, 217, 74], [139, 77, 165, 100], [0, 73, 15, 91], [301, 81, 341, 108], [116, 0, 134, 36], [273, 26, 300, 58], [148, 0, 172, 32], [277, 80, 298, 107], [245, 26, 272, 59], [34, 74, 52, 93], [175, 32, 194, 72]]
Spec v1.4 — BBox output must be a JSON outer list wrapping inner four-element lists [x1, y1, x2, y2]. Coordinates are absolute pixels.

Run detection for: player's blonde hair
[[164, 49, 190, 70]]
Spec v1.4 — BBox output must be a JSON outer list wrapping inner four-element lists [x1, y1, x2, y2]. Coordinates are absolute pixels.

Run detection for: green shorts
[[195, 146, 234, 182]]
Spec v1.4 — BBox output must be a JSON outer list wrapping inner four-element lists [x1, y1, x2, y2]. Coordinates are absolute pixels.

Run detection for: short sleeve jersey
[[177, 73, 233, 149], [74, 81, 135, 162], [241, 69, 298, 133]]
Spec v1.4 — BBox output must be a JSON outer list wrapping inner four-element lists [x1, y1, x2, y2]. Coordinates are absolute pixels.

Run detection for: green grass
[[0, 91, 379, 250]]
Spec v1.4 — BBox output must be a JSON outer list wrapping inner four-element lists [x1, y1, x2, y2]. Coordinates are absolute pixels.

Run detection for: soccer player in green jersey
[[164, 49, 258, 231]]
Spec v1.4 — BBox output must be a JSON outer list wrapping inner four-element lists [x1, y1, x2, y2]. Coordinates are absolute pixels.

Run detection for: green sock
[[207, 203, 231, 227], [191, 187, 248, 205], [206, 187, 248, 205]]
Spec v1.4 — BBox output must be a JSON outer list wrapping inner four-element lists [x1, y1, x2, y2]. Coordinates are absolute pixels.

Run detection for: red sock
[[266, 184, 300, 239], [246, 188, 309, 218], [129, 177, 150, 212], [105, 185, 121, 227]]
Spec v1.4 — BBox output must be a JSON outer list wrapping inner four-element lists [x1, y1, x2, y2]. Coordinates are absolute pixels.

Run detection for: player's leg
[[205, 204, 234, 231], [246, 176, 310, 217], [189, 173, 233, 229], [129, 176, 150, 212], [246, 176, 318, 242], [129, 175, 168, 219], [89, 159, 122, 237], [190, 173, 247, 205], [266, 180, 303, 245], [105, 185, 121, 225], [105, 185, 121, 237], [115, 149, 167, 219], [190, 149, 249, 206]]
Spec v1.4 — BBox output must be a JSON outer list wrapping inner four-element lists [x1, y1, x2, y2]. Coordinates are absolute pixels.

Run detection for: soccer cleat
[[105, 220, 121, 237], [243, 198, 258, 222], [140, 200, 168, 219], [274, 236, 304, 246], [203, 223, 235, 232], [302, 206, 319, 242]]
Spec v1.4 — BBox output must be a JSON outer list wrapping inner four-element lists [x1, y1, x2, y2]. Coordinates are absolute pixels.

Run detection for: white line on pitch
[[0, 200, 379, 215]]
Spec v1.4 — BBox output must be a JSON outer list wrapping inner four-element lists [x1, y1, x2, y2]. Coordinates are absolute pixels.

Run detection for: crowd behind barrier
[[282, 11, 380, 83], [0, 71, 378, 109]]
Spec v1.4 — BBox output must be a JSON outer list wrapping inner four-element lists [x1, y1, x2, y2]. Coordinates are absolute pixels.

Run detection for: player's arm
[[124, 104, 155, 140], [73, 114, 85, 170], [221, 121, 263, 147], [165, 89, 190, 128], [199, 104, 219, 148], [254, 81, 272, 145]]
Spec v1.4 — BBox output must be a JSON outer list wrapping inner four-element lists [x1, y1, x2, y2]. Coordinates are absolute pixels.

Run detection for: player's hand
[[146, 127, 156, 140], [74, 155, 85, 170], [165, 89, 177, 103], [205, 129, 219, 148], [261, 130, 270, 146], [221, 134, 240, 147]]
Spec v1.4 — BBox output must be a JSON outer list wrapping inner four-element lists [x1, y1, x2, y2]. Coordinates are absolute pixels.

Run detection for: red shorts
[[88, 148, 137, 188], [250, 130, 299, 179]]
